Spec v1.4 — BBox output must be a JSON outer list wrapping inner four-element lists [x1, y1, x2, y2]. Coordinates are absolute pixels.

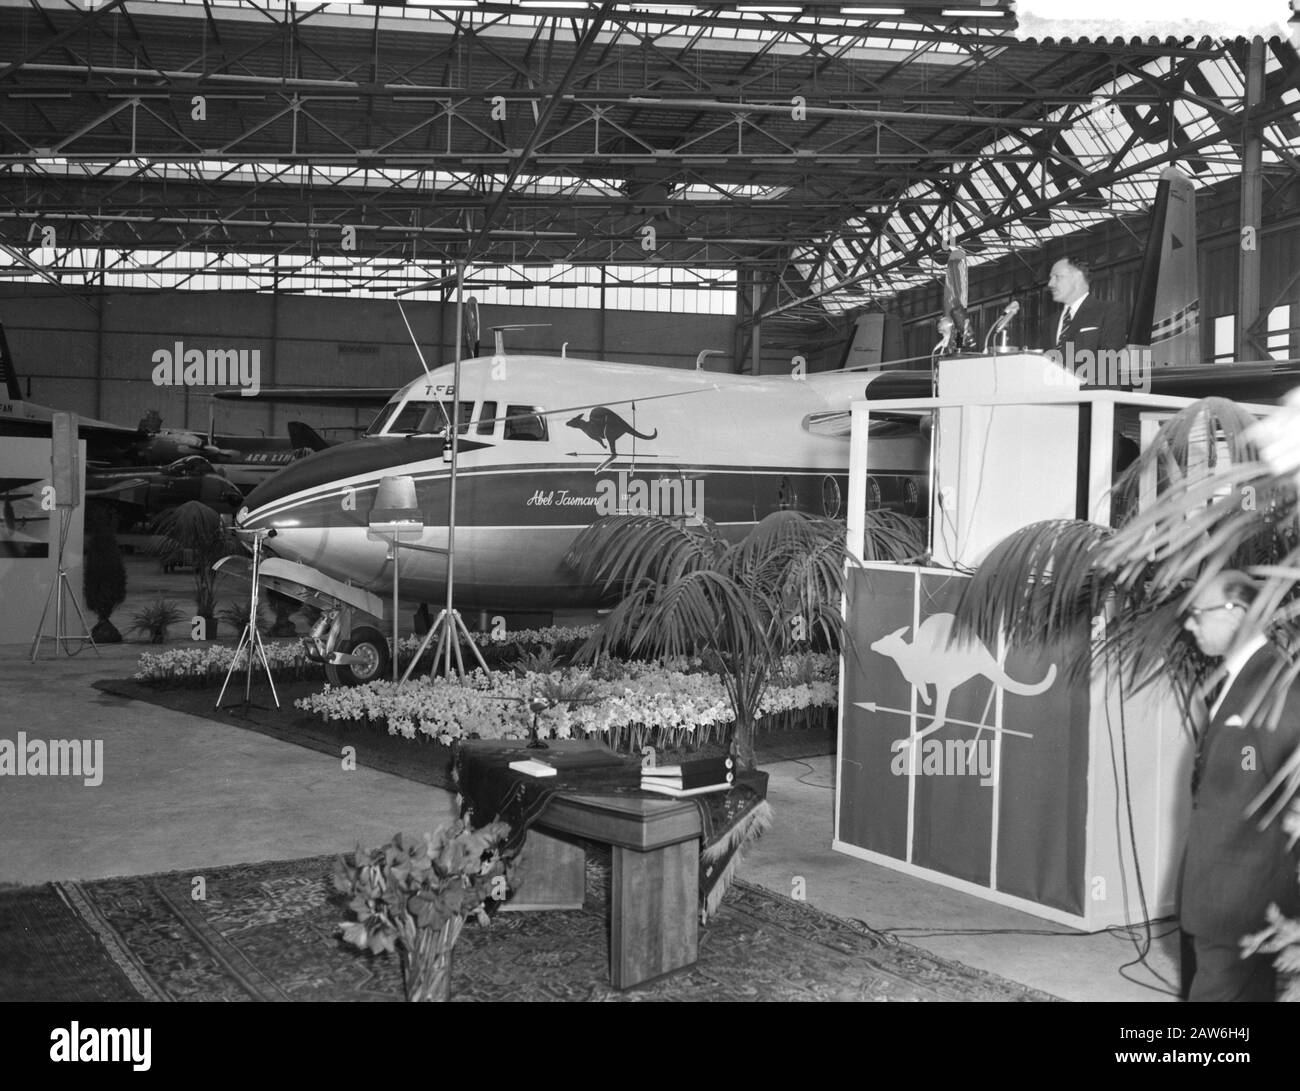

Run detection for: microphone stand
[[982, 304, 1019, 354]]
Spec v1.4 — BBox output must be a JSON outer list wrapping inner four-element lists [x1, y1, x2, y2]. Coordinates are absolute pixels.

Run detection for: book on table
[[509, 759, 557, 777], [548, 749, 631, 771], [641, 755, 734, 790]]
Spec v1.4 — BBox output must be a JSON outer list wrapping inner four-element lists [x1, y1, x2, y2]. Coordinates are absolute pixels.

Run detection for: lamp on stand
[[30, 411, 98, 661], [367, 476, 425, 682]]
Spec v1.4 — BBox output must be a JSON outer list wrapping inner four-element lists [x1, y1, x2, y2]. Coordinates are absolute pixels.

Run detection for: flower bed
[[132, 631, 840, 751], [132, 642, 322, 686], [132, 625, 601, 686], [292, 655, 838, 749]]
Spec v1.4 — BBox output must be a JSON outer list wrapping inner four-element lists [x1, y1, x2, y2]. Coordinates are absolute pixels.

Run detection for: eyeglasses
[[1185, 602, 1241, 621]]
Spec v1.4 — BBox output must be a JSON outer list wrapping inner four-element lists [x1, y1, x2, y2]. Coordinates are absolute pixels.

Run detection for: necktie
[[1056, 304, 1075, 352]]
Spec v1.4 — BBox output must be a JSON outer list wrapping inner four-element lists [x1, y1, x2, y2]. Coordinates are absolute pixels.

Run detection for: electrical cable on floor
[[1107, 649, 1181, 998], [871, 920, 1171, 940], [783, 757, 834, 789]]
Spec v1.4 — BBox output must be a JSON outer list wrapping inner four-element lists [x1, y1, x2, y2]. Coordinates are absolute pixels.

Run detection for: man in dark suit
[[1179, 570, 1300, 1002], [1045, 257, 1129, 358]]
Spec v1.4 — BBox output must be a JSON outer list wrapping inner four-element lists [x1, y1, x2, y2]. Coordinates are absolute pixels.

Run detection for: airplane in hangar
[[0, 322, 337, 519], [230, 350, 931, 682], [85, 455, 246, 531], [0, 475, 51, 558]]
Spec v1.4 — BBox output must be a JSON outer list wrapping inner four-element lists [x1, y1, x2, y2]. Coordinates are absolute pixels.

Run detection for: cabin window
[[504, 405, 548, 441], [477, 401, 498, 436], [418, 401, 474, 435]]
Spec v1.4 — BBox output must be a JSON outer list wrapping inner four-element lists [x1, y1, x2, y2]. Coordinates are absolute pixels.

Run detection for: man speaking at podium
[[1046, 257, 1128, 356]]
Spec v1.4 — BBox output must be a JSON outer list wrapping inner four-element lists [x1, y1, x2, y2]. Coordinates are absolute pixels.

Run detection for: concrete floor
[[0, 545, 1180, 1002]]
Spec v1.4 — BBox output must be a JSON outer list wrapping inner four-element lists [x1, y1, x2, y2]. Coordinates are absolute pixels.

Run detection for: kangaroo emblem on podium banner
[[860, 613, 1057, 748]]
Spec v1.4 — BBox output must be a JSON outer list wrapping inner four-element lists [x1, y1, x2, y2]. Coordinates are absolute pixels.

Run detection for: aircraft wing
[[212, 387, 395, 406], [1147, 360, 1300, 403], [802, 410, 925, 439], [0, 414, 140, 439], [86, 475, 151, 496]]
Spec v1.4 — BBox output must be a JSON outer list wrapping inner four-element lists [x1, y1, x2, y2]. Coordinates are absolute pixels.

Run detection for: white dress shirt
[[1207, 632, 1269, 721]]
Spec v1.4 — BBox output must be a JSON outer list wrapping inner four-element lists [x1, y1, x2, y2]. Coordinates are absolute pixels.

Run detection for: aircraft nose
[[238, 435, 447, 528]]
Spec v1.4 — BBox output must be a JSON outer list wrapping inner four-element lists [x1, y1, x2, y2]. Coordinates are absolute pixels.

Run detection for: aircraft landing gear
[[325, 625, 392, 686], [211, 554, 391, 688]]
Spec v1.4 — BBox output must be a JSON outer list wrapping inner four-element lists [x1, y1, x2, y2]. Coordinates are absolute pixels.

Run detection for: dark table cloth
[[454, 740, 769, 914]]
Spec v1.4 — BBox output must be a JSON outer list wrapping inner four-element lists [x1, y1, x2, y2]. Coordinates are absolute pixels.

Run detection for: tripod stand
[[217, 528, 280, 712], [30, 506, 99, 661], [398, 260, 490, 685]]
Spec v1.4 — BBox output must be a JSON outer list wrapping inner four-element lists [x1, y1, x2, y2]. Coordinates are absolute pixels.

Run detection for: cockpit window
[[168, 456, 216, 476], [365, 400, 401, 437], [504, 406, 548, 441], [376, 400, 475, 436]]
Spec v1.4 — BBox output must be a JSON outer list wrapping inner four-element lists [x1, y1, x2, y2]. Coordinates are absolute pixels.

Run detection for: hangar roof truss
[[0, 0, 1296, 328]]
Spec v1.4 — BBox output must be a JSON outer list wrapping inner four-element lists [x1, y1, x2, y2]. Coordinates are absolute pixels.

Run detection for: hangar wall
[[0, 288, 773, 439]]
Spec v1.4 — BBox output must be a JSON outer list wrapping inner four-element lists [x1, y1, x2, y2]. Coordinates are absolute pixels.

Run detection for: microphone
[[983, 300, 1019, 352], [990, 299, 1020, 334]]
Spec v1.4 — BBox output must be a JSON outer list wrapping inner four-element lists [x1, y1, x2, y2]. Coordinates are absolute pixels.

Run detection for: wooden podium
[[833, 353, 1225, 929]]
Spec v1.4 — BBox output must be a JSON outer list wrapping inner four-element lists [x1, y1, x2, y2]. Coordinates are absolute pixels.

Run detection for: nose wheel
[[325, 625, 392, 686]]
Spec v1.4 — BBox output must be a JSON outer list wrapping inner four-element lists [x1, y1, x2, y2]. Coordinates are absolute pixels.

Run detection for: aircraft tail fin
[[1129, 167, 1201, 368], [0, 323, 23, 402], [287, 420, 331, 452]]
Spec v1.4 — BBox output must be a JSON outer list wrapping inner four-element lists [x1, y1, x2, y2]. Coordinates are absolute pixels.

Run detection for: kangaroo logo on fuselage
[[567, 406, 657, 474], [870, 613, 1056, 747]]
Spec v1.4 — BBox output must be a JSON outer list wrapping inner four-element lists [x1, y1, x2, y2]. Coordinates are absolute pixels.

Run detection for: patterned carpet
[[3, 853, 1056, 1002]]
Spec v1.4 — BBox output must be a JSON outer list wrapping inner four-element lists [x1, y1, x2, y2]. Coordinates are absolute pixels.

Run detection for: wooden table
[[459, 740, 703, 990]]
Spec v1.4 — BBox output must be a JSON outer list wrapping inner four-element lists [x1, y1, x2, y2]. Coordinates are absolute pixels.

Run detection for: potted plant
[[129, 598, 185, 644], [150, 501, 238, 640], [83, 502, 127, 643], [335, 820, 515, 1002]]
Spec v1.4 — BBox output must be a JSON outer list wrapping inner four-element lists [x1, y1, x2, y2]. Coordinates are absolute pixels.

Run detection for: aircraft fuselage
[[236, 354, 927, 612]]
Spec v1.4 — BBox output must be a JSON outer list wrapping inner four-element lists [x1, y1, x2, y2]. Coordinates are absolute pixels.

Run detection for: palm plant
[[564, 508, 925, 769], [150, 501, 239, 625], [129, 598, 185, 643], [952, 397, 1300, 707], [217, 598, 268, 636]]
